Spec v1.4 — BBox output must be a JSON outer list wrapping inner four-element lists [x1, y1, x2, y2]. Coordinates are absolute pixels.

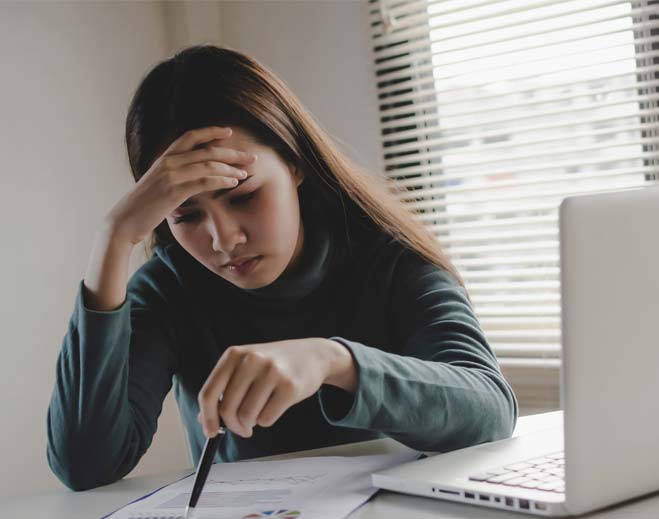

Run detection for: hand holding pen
[[185, 424, 226, 519]]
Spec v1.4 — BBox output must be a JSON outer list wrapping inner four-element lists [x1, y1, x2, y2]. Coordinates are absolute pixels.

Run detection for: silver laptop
[[372, 185, 659, 516]]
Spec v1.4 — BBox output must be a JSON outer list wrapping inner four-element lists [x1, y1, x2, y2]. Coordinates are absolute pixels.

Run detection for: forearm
[[318, 338, 517, 453], [83, 226, 134, 311]]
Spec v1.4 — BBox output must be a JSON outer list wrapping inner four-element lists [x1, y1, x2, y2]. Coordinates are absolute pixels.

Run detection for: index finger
[[198, 347, 243, 437], [166, 126, 233, 156]]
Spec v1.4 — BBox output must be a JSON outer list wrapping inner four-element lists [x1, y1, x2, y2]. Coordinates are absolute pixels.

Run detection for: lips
[[222, 255, 259, 268], [221, 255, 262, 276]]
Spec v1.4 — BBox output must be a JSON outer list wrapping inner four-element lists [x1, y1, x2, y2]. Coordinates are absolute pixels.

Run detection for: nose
[[206, 208, 246, 254]]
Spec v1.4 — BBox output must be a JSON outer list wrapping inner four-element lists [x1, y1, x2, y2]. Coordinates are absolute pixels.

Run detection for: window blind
[[368, 0, 659, 380]]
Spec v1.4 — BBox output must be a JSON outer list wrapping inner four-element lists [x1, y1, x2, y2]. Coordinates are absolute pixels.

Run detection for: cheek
[[264, 188, 300, 245], [258, 189, 301, 245], [167, 221, 204, 251]]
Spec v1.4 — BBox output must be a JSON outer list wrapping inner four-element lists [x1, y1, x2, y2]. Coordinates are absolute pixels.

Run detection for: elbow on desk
[[45, 407, 148, 491], [476, 373, 519, 445], [46, 441, 126, 491], [45, 421, 143, 492]]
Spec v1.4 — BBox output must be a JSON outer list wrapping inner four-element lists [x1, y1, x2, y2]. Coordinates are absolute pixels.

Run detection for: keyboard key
[[548, 469, 564, 477], [502, 476, 532, 486], [468, 473, 490, 482], [518, 468, 543, 475], [486, 467, 511, 476], [527, 457, 554, 465], [519, 480, 543, 489], [536, 462, 558, 470], [504, 462, 534, 471], [486, 473, 521, 484]]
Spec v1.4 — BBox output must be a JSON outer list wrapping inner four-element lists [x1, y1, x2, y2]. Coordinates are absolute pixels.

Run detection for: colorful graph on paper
[[242, 510, 301, 518]]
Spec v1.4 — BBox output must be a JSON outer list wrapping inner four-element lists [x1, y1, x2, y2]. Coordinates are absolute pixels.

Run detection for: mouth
[[221, 255, 262, 276]]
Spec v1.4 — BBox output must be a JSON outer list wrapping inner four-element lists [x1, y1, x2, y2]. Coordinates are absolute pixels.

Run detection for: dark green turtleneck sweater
[[46, 217, 518, 491]]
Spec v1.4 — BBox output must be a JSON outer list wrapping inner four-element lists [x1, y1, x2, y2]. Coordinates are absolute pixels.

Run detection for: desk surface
[[3, 411, 659, 518]]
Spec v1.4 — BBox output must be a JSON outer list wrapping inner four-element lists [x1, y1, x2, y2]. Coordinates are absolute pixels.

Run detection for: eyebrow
[[177, 177, 250, 209]]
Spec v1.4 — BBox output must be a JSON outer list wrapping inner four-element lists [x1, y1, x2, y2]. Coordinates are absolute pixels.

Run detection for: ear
[[290, 162, 305, 188]]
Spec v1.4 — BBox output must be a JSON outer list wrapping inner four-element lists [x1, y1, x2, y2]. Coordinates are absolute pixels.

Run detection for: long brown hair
[[125, 45, 471, 304]]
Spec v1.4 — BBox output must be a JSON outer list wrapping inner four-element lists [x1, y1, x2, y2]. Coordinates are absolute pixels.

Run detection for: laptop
[[372, 185, 659, 516]]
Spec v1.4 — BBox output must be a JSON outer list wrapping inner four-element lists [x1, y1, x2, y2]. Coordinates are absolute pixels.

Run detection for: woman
[[46, 45, 518, 492]]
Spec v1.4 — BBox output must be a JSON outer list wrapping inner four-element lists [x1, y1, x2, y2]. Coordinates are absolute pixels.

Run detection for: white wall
[[0, 0, 383, 499], [217, 0, 384, 174], [0, 1, 192, 498]]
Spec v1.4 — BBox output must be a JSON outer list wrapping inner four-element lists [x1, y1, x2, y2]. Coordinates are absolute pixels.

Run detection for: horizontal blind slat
[[497, 358, 561, 369], [428, 215, 557, 233], [446, 240, 559, 256], [480, 315, 560, 325], [461, 268, 560, 281], [417, 204, 559, 222]]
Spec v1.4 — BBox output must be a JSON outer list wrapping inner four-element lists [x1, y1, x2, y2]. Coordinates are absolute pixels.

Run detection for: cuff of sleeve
[[317, 337, 383, 429], [77, 279, 130, 315], [73, 280, 132, 355]]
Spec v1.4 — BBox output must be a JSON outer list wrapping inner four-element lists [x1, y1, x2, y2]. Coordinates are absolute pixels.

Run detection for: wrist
[[321, 338, 358, 393], [97, 221, 137, 252]]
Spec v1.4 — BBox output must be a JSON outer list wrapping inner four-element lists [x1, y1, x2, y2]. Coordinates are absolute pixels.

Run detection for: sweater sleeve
[[317, 249, 518, 453], [46, 271, 180, 491]]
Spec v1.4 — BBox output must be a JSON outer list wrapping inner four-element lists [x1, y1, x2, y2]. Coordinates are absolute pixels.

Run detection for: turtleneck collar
[[240, 218, 333, 301], [154, 215, 336, 304]]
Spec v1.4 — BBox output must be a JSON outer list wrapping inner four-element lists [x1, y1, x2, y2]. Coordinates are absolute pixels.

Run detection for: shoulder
[[393, 244, 462, 290], [350, 225, 460, 286]]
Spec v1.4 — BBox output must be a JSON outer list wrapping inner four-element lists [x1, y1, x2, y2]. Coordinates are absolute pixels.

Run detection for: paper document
[[102, 450, 422, 519]]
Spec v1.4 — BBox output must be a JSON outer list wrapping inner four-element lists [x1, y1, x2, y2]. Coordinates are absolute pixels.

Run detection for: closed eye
[[172, 191, 257, 224], [230, 191, 256, 205]]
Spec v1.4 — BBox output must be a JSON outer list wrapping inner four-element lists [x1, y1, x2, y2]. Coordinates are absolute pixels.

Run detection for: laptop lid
[[559, 185, 659, 515]]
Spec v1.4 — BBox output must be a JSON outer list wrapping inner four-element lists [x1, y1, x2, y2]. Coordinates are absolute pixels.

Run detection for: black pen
[[184, 425, 226, 519]]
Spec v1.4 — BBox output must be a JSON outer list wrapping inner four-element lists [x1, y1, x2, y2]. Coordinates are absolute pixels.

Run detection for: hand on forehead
[[194, 138, 227, 150]]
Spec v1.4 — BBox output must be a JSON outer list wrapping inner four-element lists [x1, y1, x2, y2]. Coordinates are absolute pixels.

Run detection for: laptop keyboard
[[468, 450, 565, 493]]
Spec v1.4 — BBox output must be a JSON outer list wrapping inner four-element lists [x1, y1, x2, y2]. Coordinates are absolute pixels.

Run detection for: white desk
[[3, 411, 659, 518]]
